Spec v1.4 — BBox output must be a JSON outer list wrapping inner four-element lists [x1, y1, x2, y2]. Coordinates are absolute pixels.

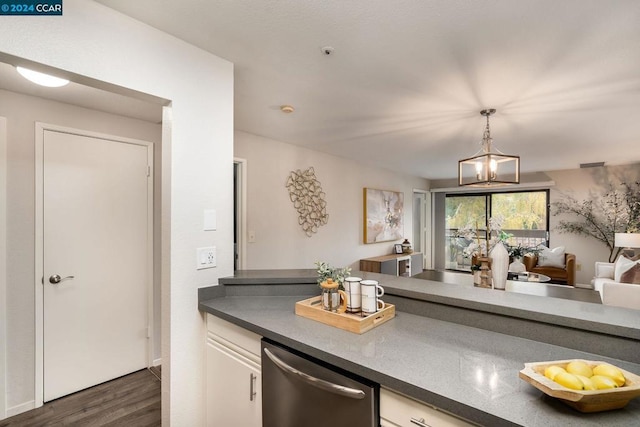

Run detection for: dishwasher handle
[[263, 347, 366, 400]]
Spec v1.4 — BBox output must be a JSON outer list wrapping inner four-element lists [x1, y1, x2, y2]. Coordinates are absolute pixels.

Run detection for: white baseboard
[[6, 400, 35, 418], [152, 358, 162, 367]]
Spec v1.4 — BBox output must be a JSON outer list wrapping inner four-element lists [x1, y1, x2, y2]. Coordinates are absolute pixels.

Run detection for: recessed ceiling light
[[280, 105, 294, 113], [16, 66, 69, 87]]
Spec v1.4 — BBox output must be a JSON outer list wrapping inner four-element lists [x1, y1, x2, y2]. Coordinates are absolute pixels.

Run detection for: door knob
[[49, 274, 75, 284]]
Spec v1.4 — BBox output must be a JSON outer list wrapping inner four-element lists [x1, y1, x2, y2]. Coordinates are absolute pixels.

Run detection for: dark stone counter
[[199, 269, 640, 427]]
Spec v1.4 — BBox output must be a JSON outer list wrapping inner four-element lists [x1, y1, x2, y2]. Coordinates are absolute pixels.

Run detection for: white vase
[[490, 242, 509, 290], [509, 257, 526, 273], [473, 270, 481, 286]]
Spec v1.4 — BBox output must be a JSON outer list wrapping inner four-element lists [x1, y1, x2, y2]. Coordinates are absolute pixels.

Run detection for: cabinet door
[[206, 340, 262, 427], [380, 388, 473, 427]]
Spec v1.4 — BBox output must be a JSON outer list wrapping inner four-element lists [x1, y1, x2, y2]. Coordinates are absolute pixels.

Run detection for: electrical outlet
[[248, 230, 256, 243], [196, 246, 216, 269], [576, 262, 582, 271]]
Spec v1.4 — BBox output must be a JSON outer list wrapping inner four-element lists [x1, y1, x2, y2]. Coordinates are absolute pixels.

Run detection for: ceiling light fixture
[[280, 105, 294, 113], [458, 109, 520, 187], [16, 66, 69, 88]]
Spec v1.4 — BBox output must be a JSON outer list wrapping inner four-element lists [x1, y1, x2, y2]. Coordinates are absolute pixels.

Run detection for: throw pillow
[[538, 246, 566, 268], [614, 254, 640, 282], [595, 262, 615, 279], [620, 263, 640, 284]]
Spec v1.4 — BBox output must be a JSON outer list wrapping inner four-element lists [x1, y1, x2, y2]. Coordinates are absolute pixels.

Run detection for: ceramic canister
[[343, 277, 362, 313]]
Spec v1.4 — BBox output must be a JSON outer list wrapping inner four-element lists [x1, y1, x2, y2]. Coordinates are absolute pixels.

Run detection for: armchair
[[523, 253, 576, 286]]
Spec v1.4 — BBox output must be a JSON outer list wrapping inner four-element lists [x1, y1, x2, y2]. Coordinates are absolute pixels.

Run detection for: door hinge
[[147, 326, 151, 338], [147, 165, 151, 177]]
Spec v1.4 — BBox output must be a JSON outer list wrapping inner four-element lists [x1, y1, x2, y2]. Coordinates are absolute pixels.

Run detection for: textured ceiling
[[91, 1, 640, 178]]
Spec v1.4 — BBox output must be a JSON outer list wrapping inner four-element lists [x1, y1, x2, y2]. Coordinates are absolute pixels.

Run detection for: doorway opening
[[412, 190, 432, 271], [0, 54, 168, 421]]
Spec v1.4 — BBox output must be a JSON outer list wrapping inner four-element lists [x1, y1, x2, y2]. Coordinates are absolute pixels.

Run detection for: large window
[[445, 190, 549, 271]]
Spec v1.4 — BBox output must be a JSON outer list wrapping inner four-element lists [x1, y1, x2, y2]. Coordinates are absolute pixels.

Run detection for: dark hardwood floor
[[1, 368, 161, 426]]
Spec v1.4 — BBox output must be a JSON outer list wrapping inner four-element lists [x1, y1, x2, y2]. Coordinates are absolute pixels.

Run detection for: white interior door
[[42, 128, 150, 402]]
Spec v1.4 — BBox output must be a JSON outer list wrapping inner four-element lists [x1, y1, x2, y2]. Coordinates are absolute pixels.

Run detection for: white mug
[[343, 277, 362, 313], [360, 280, 384, 315]]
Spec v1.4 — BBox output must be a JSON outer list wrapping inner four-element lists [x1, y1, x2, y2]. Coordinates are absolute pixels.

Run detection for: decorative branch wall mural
[[285, 167, 328, 237]]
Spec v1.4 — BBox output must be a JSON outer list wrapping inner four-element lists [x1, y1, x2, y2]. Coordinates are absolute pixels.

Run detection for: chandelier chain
[[482, 113, 492, 151]]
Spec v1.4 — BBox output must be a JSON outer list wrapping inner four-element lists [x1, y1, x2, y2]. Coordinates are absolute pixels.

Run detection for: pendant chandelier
[[458, 109, 520, 187]]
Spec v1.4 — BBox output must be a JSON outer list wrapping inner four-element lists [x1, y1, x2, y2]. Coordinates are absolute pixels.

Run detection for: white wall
[[235, 130, 430, 271], [546, 164, 640, 284], [0, 1, 234, 425], [0, 116, 7, 419], [0, 89, 162, 410]]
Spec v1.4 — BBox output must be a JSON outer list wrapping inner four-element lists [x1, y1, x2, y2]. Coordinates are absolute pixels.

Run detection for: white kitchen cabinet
[[206, 314, 262, 427], [380, 388, 474, 427]]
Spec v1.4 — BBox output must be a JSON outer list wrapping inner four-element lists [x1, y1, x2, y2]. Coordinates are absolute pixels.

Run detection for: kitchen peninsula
[[199, 270, 640, 427]]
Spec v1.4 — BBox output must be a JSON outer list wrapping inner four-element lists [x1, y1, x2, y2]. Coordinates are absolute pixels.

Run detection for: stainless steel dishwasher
[[262, 339, 378, 427]]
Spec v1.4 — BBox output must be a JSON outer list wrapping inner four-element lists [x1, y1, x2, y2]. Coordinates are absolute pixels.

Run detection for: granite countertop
[[200, 270, 640, 427], [220, 269, 639, 341]]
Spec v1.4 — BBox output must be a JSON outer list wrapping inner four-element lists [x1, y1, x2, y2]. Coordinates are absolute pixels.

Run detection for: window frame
[[445, 189, 550, 272]]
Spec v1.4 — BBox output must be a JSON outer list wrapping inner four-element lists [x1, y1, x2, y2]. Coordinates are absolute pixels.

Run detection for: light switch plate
[[204, 209, 217, 231], [196, 246, 216, 269]]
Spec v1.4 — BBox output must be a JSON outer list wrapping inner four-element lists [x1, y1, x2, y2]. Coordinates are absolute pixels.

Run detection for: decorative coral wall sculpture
[[285, 167, 328, 236]]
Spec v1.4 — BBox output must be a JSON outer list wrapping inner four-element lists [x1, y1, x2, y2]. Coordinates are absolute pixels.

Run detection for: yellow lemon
[[544, 365, 566, 380], [593, 364, 626, 387], [591, 375, 619, 390], [554, 372, 583, 390], [566, 360, 593, 378], [575, 374, 596, 390]]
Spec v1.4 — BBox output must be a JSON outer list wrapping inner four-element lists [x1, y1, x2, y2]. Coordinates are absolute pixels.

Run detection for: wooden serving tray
[[295, 295, 395, 334], [519, 359, 640, 412]]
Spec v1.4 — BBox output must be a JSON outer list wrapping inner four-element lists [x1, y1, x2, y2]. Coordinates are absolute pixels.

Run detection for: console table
[[360, 252, 422, 277]]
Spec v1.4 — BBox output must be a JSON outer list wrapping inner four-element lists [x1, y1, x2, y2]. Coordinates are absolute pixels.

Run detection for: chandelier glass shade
[[458, 109, 520, 187]]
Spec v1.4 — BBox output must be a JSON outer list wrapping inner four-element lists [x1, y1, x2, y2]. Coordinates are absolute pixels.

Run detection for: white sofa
[[592, 262, 640, 310]]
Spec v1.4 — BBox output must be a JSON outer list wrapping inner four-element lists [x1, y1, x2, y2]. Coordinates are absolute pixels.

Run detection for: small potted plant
[[315, 261, 351, 290], [508, 244, 527, 260]]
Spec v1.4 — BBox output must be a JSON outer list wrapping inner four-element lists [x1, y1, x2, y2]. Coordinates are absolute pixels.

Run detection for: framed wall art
[[363, 188, 404, 244]]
